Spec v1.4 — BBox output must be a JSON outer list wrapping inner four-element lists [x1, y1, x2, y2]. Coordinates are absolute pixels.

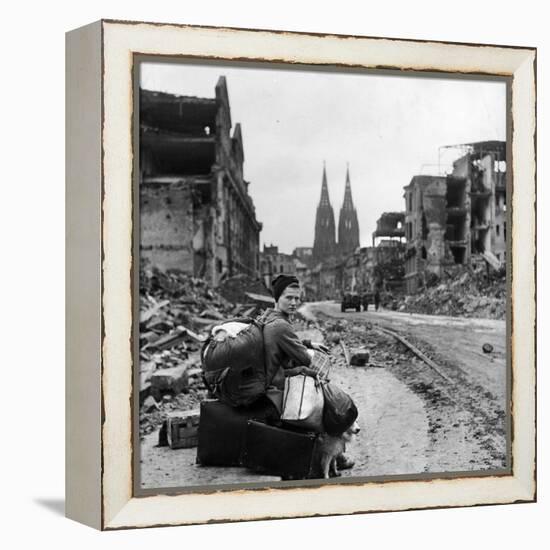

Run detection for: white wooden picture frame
[[66, 19, 536, 530]]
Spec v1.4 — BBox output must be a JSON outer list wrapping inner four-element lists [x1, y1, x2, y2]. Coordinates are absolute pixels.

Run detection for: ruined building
[[293, 246, 314, 267], [337, 165, 360, 256], [139, 77, 262, 286], [311, 256, 342, 300], [313, 164, 337, 260], [372, 212, 405, 246], [339, 240, 405, 296], [260, 244, 298, 288], [366, 211, 406, 291], [403, 141, 506, 294]]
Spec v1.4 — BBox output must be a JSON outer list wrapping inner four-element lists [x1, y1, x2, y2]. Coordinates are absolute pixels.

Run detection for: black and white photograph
[[136, 59, 509, 491]]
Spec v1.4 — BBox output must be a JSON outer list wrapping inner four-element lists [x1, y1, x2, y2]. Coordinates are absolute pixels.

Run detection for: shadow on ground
[[34, 498, 65, 516]]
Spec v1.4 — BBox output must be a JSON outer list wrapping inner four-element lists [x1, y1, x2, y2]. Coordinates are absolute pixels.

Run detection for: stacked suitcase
[[196, 398, 275, 466], [242, 420, 319, 479], [196, 399, 321, 479]]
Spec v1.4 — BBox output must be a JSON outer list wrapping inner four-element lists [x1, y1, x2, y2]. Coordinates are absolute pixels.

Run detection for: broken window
[[446, 211, 467, 241], [471, 197, 489, 227], [450, 246, 466, 264], [446, 178, 466, 207], [421, 214, 428, 240]]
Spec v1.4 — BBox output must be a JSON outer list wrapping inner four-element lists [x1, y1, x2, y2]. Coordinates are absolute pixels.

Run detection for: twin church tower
[[313, 163, 360, 261]]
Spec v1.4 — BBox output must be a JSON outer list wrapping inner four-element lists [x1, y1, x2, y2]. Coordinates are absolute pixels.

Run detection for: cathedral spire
[[342, 163, 354, 209], [313, 163, 337, 260], [319, 162, 331, 208], [338, 164, 360, 256]]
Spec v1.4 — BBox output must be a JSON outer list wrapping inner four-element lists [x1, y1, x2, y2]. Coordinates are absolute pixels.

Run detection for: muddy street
[[140, 302, 507, 489], [308, 301, 507, 403], [307, 301, 508, 475]]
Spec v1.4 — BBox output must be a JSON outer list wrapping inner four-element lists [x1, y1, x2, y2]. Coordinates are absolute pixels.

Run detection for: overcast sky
[[141, 61, 506, 255]]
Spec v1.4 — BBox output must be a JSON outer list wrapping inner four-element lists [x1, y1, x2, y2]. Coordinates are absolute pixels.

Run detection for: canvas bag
[[281, 375, 324, 432], [321, 382, 358, 436]]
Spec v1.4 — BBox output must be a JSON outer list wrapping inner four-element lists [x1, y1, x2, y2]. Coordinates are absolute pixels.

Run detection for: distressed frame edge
[[98, 21, 536, 530]]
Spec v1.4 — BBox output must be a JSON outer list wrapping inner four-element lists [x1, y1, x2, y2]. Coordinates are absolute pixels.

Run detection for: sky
[[141, 61, 506, 255]]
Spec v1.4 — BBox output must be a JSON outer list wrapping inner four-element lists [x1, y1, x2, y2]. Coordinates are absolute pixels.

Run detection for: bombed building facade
[[139, 77, 262, 286], [293, 247, 314, 267], [403, 141, 506, 294], [260, 244, 298, 288], [372, 212, 405, 246]]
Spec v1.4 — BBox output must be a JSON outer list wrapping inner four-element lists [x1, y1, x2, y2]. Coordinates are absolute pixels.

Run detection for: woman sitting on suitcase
[[260, 274, 354, 471], [262, 274, 326, 407]]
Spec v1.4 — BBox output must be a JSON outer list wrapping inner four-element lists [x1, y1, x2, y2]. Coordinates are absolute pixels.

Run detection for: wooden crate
[[167, 409, 200, 449]]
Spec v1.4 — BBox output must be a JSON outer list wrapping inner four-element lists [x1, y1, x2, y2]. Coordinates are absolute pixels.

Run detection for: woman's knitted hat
[[271, 274, 300, 302]]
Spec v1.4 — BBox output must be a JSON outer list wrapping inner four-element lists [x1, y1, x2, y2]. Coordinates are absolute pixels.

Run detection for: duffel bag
[[321, 382, 358, 435], [281, 374, 324, 432], [201, 318, 267, 407]]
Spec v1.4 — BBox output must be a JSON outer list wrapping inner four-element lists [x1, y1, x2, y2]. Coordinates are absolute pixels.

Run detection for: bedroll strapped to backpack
[[201, 317, 268, 407]]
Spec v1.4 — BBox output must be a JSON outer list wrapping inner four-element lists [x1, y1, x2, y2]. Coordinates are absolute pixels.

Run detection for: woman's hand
[[310, 342, 330, 354], [285, 366, 319, 378]]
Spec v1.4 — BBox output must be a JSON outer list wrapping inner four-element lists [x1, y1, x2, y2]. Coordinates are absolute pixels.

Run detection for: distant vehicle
[[361, 292, 375, 311], [341, 292, 361, 312]]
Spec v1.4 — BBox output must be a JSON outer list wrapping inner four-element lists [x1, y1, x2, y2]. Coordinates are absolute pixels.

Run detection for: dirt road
[[140, 302, 508, 489], [307, 302, 508, 475]]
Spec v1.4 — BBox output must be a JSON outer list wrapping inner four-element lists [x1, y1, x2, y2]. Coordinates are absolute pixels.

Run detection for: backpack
[[201, 317, 267, 407]]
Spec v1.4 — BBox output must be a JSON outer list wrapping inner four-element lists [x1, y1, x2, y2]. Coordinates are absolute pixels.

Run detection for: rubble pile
[[139, 267, 241, 438], [217, 273, 272, 304], [140, 266, 235, 320], [396, 267, 506, 319]]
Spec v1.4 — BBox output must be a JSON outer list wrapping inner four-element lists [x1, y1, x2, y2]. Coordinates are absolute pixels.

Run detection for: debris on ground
[[482, 343, 494, 354], [139, 265, 237, 438], [350, 349, 369, 366], [139, 262, 505, 466]]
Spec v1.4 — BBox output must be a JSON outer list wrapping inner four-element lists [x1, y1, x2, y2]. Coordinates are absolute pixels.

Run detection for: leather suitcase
[[196, 398, 277, 466], [242, 420, 320, 479]]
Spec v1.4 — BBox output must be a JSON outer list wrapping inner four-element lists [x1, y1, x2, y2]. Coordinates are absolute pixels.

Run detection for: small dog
[[316, 421, 361, 479]]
